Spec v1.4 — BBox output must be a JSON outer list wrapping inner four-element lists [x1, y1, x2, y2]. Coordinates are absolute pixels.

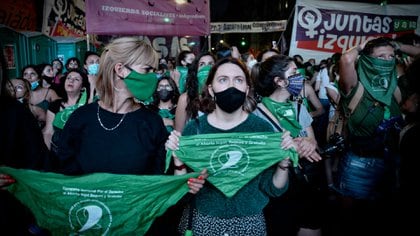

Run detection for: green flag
[[166, 132, 298, 198], [0, 167, 198, 235]]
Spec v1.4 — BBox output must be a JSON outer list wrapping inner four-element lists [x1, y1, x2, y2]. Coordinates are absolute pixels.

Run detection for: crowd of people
[[1, 34, 419, 235]]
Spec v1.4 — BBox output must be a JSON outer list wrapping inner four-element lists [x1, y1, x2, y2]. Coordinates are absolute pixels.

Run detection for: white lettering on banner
[[138, 36, 193, 59], [297, 5, 410, 53], [211, 20, 287, 33], [100, 5, 204, 20]]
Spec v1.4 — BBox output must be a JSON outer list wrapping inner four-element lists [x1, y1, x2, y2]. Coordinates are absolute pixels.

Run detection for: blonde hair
[[96, 37, 158, 107]]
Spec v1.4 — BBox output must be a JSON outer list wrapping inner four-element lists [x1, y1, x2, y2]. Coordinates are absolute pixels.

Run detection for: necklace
[[97, 104, 127, 131]]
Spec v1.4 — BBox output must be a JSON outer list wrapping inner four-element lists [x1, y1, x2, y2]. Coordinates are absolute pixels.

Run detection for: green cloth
[[261, 97, 302, 137], [1, 167, 198, 235], [52, 90, 87, 129], [159, 108, 175, 132], [166, 132, 298, 197], [176, 66, 188, 94], [197, 65, 211, 93], [357, 55, 397, 106]]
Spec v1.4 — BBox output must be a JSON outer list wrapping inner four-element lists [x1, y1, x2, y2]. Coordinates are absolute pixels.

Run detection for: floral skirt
[[178, 206, 267, 236]]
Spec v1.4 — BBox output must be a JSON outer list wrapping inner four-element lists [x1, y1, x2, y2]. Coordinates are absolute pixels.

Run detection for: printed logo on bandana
[[210, 145, 250, 176], [69, 199, 112, 234], [371, 73, 390, 91]]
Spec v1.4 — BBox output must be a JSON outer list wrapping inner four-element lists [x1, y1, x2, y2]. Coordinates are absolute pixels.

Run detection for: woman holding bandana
[[252, 54, 323, 236], [48, 37, 206, 235], [166, 57, 295, 236], [335, 37, 420, 235]]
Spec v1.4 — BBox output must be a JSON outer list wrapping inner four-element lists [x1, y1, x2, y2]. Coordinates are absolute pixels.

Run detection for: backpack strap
[[347, 82, 364, 115], [256, 106, 283, 132], [347, 81, 402, 115]]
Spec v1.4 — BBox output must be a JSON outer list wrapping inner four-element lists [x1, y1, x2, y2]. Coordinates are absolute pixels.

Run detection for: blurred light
[[188, 41, 196, 46], [240, 37, 246, 46], [163, 17, 171, 23], [175, 0, 187, 4], [220, 40, 224, 44]]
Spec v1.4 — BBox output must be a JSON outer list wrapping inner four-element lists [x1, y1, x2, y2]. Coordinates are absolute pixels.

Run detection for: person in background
[[22, 64, 60, 129], [36, 63, 55, 89], [148, 76, 179, 132], [155, 63, 170, 79], [174, 51, 216, 132], [64, 57, 80, 72], [42, 69, 90, 159], [5, 78, 31, 106], [335, 37, 420, 235], [313, 59, 331, 149], [166, 57, 294, 236], [83, 51, 100, 103], [256, 48, 281, 63], [51, 58, 64, 86], [253, 54, 323, 236], [174, 50, 195, 94]]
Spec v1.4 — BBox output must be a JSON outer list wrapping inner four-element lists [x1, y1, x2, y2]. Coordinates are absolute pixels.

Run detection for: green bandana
[[158, 108, 175, 120], [357, 55, 397, 106], [166, 132, 298, 197], [159, 109, 175, 132], [261, 97, 302, 137], [52, 90, 88, 129], [197, 65, 211, 93], [176, 66, 188, 94], [1, 167, 198, 235]]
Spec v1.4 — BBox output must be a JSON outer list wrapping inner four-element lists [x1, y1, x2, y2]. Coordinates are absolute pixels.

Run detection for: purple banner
[[86, 0, 210, 36]]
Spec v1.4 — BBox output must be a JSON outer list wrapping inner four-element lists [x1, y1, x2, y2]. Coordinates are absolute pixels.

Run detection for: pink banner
[[85, 0, 210, 36]]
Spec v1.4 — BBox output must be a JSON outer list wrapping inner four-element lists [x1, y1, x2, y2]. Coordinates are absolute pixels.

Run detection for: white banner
[[211, 20, 287, 34], [289, 0, 420, 63]]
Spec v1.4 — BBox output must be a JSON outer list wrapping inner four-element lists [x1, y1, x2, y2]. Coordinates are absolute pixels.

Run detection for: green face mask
[[197, 65, 211, 93], [123, 69, 158, 101]]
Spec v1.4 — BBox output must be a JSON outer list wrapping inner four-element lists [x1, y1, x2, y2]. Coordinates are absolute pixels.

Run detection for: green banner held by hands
[[1, 167, 198, 235], [166, 132, 298, 198]]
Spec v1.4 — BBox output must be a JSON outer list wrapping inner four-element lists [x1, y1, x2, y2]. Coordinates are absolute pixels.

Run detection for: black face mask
[[214, 87, 246, 113], [42, 75, 54, 84], [158, 89, 174, 102]]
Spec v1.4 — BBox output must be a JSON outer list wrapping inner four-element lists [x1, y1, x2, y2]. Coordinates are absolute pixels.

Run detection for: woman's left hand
[[187, 169, 208, 194], [294, 137, 322, 162], [280, 131, 295, 150]]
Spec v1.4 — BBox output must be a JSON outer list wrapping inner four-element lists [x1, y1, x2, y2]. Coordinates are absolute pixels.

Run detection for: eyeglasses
[[157, 84, 173, 91]]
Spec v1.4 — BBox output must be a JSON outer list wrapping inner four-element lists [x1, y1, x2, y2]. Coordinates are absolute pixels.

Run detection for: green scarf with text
[[1, 167, 198, 236], [166, 132, 298, 197]]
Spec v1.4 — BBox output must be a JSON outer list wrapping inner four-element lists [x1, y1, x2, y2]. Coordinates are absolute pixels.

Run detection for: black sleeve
[[0, 97, 50, 170]]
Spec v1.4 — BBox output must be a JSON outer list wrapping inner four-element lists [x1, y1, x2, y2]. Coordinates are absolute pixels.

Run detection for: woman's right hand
[[0, 174, 15, 190], [165, 130, 181, 151]]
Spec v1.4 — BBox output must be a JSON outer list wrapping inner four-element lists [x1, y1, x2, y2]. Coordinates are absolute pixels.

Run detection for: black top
[[56, 101, 169, 175], [0, 96, 49, 169]]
